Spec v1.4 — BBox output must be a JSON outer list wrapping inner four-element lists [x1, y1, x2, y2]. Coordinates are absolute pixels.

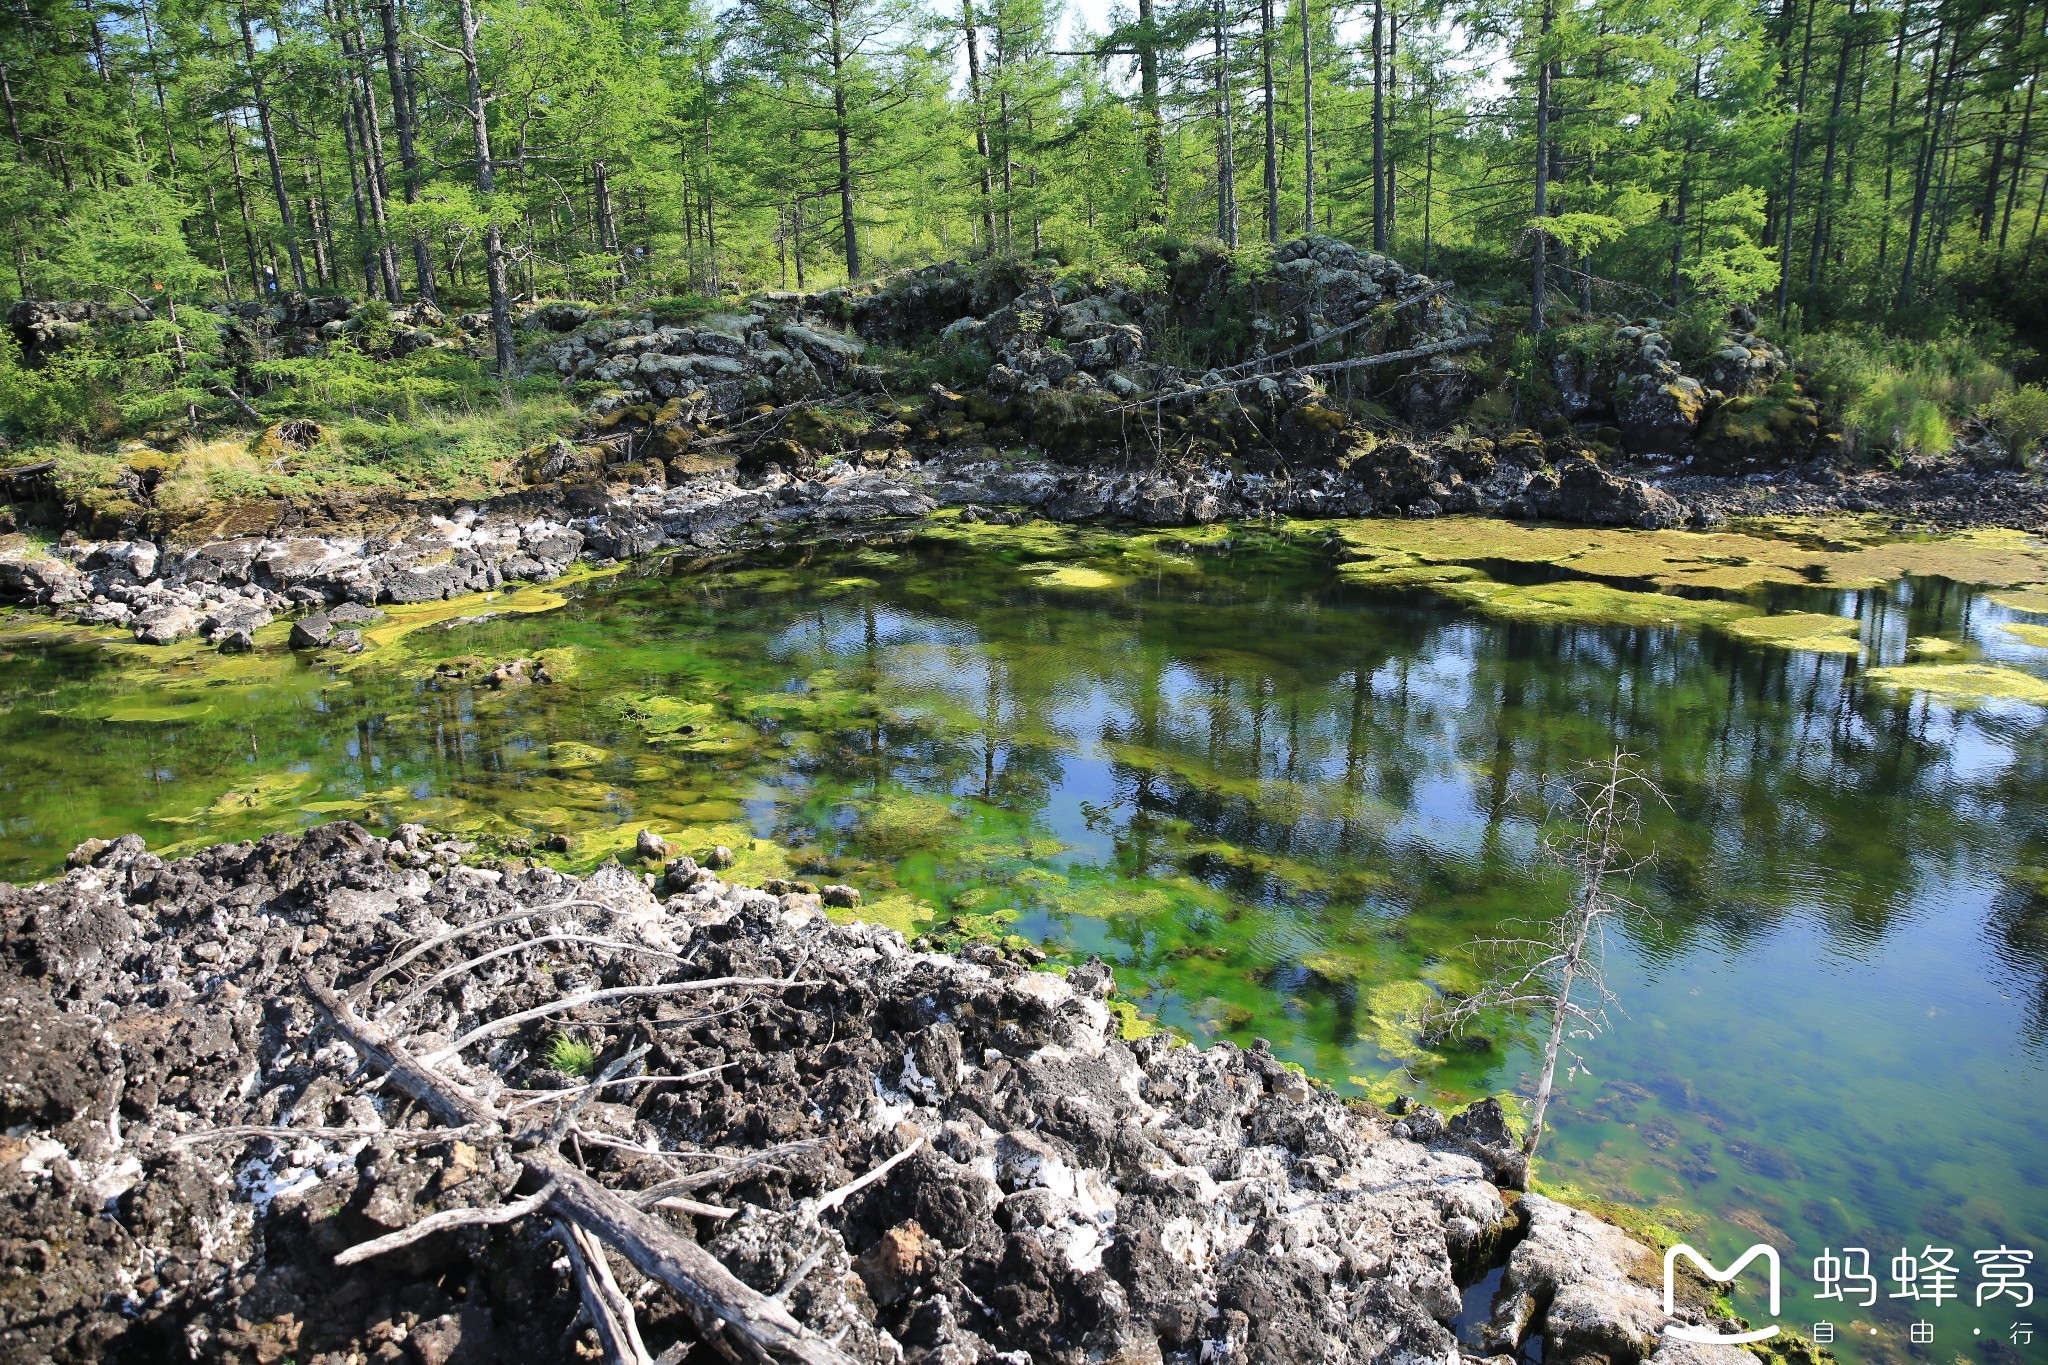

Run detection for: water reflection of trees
[[770, 554, 2046, 1065], [6, 541, 2043, 1056]]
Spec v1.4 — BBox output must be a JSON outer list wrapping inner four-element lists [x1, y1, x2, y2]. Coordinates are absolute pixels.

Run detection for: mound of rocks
[[0, 824, 1756, 1365], [533, 312, 870, 417]]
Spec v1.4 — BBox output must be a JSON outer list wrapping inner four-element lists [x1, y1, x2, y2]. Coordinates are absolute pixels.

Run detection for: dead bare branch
[[335, 1181, 557, 1265], [808, 1137, 924, 1216], [422, 976, 814, 1066]]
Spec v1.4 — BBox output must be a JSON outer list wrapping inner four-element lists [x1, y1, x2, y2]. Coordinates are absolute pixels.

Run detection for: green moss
[[1989, 585, 2048, 615], [1529, 1177, 1706, 1252], [1024, 562, 1128, 591], [1439, 579, 1754, 629], [1907, 635, 1963, 658], [1717, 613, 1862, 654], [2004, 622, 2048, 648], [1863, 663, 2048, 706], [1108, 997, 1167, 1040], [859, 791, 964, 856]]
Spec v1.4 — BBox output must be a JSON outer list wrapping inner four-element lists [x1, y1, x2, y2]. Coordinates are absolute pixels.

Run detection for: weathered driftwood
[[170, 1123, 474, 1147], [309, 982, 855, 1365], [1110, 331, 1491, 412], [423, 976, 809, 1065], [358, 896, 627, 997], [628, 1139, 821, 1208], [334, 1182, 557, 1265], [560, 1220, 656, 1365], [394, 933, 682, 1012], [505, 1063, 734, 1116]]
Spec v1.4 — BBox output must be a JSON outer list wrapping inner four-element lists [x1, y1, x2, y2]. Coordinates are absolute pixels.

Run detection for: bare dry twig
[[335, 1181, 558, 1265]]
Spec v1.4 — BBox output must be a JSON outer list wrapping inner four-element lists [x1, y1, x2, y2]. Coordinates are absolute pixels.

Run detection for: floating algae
[[602, 693, 722, 742], [1437, 579, 1754, 628], [1023, 561, 1129, 591], [1862, 663, 2048, 706], [1717, 612, 1863, 654], [1330, 517, 2048, 598], [1989, 585, 2048, 615], [2002, 622, 2048, 649], [154, 770, 321, 825]]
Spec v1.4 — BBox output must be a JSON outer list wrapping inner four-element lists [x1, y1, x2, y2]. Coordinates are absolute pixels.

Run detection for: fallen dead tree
[[308, 979, 856, 1365], [1109, 331, 1493, 413]]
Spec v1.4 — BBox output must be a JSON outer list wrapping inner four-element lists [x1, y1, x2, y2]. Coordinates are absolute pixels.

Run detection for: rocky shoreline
[[4, 443, 2042, 651], [0, 824, 1760, 1365], [7, 232, 2046, 646]]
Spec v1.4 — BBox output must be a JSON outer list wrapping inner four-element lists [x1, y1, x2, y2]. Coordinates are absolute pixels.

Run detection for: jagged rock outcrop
[[0, 825, 1753, 1364]]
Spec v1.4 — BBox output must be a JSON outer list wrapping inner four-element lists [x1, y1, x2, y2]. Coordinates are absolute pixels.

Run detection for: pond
[[3, 513, 2045, 1363]]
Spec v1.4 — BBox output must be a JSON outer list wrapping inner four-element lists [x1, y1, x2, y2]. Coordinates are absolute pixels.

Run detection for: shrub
[[1985, 385, 2048, 466], [1798, 327, 2010, 459]]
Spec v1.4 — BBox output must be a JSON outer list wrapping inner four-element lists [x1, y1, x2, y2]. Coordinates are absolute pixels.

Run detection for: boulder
[[289, 614, 333, 649]]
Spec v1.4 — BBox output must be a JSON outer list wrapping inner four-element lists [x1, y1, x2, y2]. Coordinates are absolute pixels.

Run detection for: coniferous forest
[[3, 0, 2045, 400]]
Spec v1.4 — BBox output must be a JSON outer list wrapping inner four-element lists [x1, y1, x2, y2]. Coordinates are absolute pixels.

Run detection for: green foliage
[[1985, 386, 2048, 466], [1800, 329, 2012, 459], [545, 1034, 598, 1078], [647, 294, 718, 325]]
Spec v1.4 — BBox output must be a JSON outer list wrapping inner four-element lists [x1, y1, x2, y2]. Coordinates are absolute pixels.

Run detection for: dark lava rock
[[0, 823, 1735, 1365], [289, 613, 333, 649]]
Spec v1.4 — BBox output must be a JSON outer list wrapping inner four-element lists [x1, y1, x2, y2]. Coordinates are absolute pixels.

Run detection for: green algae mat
[[5, 513, 2048, 1364]]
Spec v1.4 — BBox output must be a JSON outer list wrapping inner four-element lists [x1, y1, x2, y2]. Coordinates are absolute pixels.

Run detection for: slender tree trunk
[[2000, 61, 2040, 264], [335, 2, 401, 302], [1301, 0, 1316, 231], [454, 0, 515, 374], [238, 8, 309, 291], [1386, 9, 1399, 242], [1139, 0, 1166, 219], [225, 117, 265, 292], [1214, 0, 1238, 246], [1670, 50, 1702, 299], [1261, 0, 1279, 243], [205, 184, 237, 297], [1877, 0, 1911, 272], [825, 0, 860, 280], [1775, 0, 1818, 321], [1806, 0, 1856, 299], [1371, 0, 1386, 250], [0, 63, 23, 153], [1531, 0, 1554, 333], [303, 173, 333, 286], [963, 0, 996, 254], [1422, 97, 1434, 272], [339, 93, 380, 294], [343, 1, 403, 301], [140, 0, 180, 176], [377, 0, 436, 303], [1897, 10, 1952, 308]]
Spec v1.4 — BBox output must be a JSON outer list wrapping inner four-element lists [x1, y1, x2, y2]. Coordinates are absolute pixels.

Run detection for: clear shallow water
[[2, 522, 2044, 1363]]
